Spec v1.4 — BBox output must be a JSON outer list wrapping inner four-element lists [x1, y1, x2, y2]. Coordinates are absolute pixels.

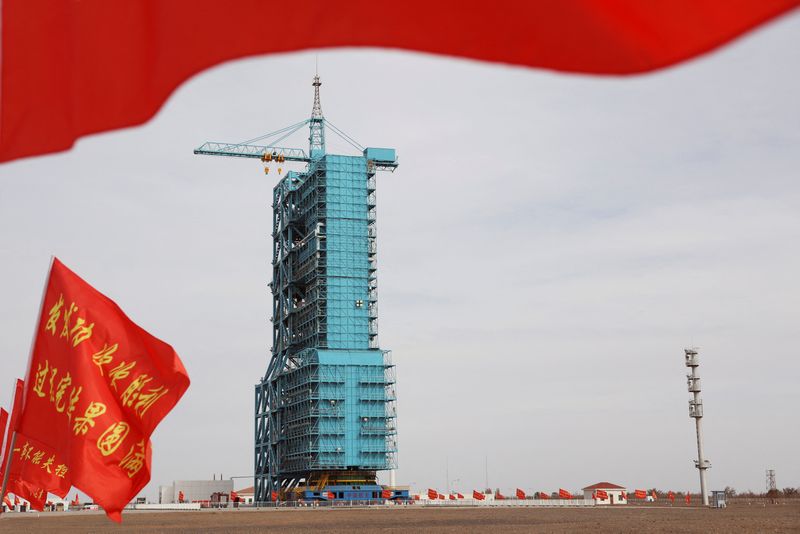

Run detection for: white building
[[582, 482, 627, 505], [235, 486, 255, 504], [159, 479, 233, 503]]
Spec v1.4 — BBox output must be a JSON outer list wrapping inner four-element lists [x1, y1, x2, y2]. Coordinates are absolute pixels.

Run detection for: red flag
[[270, 491, 278, 502], [438, 494, 445, 500], [2, 494, 12, 509], [472, 490, 485, 501], [449, 493, 456, 500], [325, 491, 335, 500], [539, 492, 550, 500], [596, 490, 608, 500], [7, 479, 47, 511], [634, 489, 647, 499], [1, 2, 798, 164], [0, 380, 60, 513], [621, 491, 627, 500], [457, 493, 464, 499], [2, 430, 71, 499], [516, 488, 526, 499], [0, 380, 25, 461], [427, 488, 438, 500], [230, 490, 239, 501], [558, 488, 572, 499], [16, 258, 190, 522], [178, 491, 184, 503], [496, 491, 505, 500], [71, 493, 80, 506], [0, 408, 7, 451], [685, 493, 691, 505], [381, 489, 392, 499], [668, 491, 675, 502]]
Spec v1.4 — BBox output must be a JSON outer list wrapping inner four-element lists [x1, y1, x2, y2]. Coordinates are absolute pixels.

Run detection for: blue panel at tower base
[[364, 147, 396, 163], [303, 485, 410, 501]]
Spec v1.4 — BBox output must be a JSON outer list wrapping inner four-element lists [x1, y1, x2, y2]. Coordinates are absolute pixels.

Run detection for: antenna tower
[[766, 469, 776, 493], [685, 348, 711, 506]]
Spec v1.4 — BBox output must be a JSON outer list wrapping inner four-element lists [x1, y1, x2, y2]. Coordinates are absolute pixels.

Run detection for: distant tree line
[[721, 486, 799, 498]]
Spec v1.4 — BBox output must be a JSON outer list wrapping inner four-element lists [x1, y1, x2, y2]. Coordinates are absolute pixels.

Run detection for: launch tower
[[195, 77, 399, 502]]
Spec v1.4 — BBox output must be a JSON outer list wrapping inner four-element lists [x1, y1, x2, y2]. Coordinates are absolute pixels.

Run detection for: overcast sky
[[1, 12, 799, 499]]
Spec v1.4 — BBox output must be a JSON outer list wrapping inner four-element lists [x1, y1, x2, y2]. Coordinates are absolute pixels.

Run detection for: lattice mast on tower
[[195, 76, 399, 503], [685, 348, 711, 506], [766, 469, 776, 493]]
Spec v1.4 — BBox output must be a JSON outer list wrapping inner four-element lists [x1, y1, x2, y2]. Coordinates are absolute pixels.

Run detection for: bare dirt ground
[[1, 503, 799, 533]]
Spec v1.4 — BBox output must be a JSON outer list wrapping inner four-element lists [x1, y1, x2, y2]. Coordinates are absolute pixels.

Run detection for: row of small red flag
[[425, 488, 693, 503], [1, 259, 190, 522]]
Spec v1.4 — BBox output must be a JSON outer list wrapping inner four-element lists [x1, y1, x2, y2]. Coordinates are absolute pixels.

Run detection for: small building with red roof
[[582, 482, 627, 505]]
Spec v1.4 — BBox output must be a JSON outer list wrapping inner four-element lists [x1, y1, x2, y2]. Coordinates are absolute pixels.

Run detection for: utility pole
[[484, 455, 489, 492], [446, 457, 449, 494], [685, 348, 710, 506]]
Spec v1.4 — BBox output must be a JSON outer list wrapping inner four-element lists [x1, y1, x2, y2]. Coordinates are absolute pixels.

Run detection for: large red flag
[[1, 1, 797, 163], [539, 492, 550, 500], [381, 489, 392, 499], [15, 258, 190, 522], [472, 490, 485, 501], [516, 488, 526, 499], [427, 488, 438, 500], [558, 488, 572, 499], [596, 490, 608, 500], [634, 489, 648, 499]]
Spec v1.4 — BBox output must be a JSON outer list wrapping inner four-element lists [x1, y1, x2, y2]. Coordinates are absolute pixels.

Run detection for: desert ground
[[1, 503, 799, 533]]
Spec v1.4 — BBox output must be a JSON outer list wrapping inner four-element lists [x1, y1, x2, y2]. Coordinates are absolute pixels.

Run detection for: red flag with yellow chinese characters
[[2, 431, 71, 500], [16, 258, 190, 522]]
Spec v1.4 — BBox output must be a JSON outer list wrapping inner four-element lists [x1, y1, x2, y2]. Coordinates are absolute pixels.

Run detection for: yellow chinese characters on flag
[[16, 258, 189, 522]]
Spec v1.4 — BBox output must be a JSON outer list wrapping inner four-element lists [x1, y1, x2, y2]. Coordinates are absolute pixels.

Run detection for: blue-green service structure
[[195, 77, 399, 502]]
